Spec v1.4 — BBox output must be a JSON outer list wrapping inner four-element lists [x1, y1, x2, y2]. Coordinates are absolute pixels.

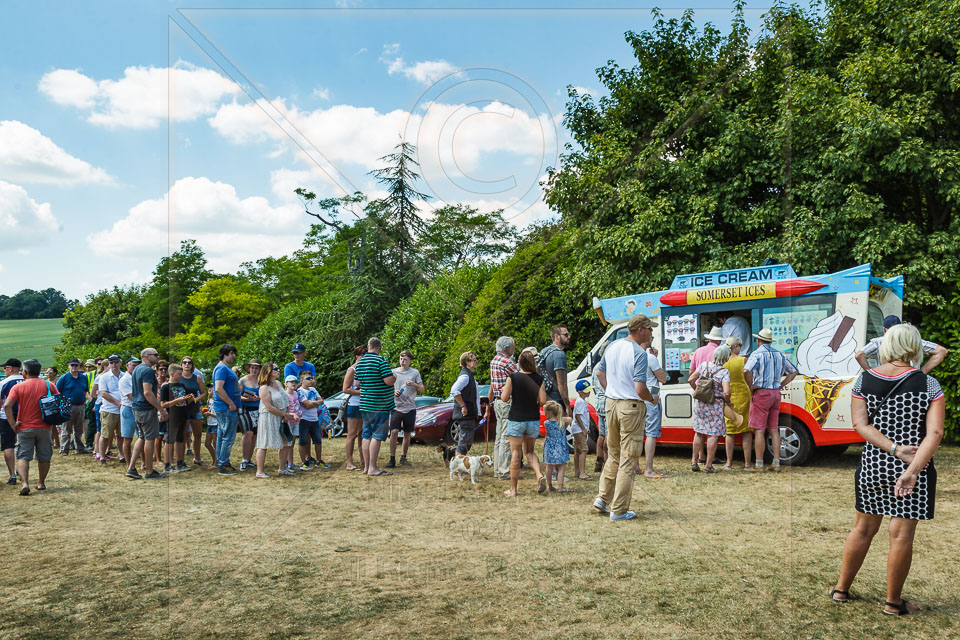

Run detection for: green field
[[0, 318, 65, 366]]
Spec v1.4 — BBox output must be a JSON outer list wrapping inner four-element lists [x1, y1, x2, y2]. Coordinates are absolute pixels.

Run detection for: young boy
[[297, 371, 330, 470], [159, 364, 192, 474], [572, 379, 593, 481], [283, 375, 303, 473]]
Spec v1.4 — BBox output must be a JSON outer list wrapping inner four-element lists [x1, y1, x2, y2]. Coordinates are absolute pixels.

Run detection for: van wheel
[[771, 417, 813, 466]]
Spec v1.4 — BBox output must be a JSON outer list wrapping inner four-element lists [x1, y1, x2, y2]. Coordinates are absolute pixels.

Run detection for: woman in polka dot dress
[[830, 324, 945, 616]]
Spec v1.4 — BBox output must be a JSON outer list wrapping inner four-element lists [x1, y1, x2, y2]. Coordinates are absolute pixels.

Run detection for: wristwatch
[[890, 443, 899, 457]]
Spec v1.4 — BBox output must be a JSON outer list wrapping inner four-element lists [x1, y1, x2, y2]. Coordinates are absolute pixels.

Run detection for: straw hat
[[242, 358, 262, 372], [703, 326, 724, 341], [753, 328, 774, 343]]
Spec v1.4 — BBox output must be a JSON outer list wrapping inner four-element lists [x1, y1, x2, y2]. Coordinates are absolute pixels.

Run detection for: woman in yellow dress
[[723, 336, 753, 469]]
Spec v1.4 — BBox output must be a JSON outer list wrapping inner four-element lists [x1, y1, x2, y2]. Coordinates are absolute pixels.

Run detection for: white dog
[[449, 454, 493, 484]]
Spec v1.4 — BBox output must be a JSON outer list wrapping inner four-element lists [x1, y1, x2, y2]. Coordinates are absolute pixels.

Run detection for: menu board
[[760, 303, 833, 363], [663, 313, 699, 381]]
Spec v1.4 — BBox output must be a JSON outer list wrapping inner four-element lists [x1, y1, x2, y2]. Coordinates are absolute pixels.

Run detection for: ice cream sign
[[796, 311, 861, 426], [659, 279, 826, 306]]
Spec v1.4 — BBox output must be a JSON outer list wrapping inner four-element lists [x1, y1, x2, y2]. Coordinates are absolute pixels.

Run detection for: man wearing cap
[[212, 344, 241, 475], [83, 358, 99, 450], [1, 358, 25, 485], [56, 358, 90, 455], [284, 343, 316, 381], [96, 355, 123, 466], [593, 314, 655, 521], [854, 315, 947, 373], [118, 357, 139, 465], [743, 328, 798, 471]]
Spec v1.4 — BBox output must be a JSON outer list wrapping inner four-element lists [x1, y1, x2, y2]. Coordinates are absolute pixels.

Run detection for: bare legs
[[345, 417, 363, 470], [692, 433, 719, 470], [363, 438, 383, 475], [18, 459, 49, 491], [724, 432, 753, 468], [754, 429, 781, 466], [505, 435, 543, 497], [129, 437, 156, 474], [833, 512, 920, 613], [242, 430, 256, 465]]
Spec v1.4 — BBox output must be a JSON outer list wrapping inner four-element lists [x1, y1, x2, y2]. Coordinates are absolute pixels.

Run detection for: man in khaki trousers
[[593, 314, 655, 521], [487, 337, 518, 478]]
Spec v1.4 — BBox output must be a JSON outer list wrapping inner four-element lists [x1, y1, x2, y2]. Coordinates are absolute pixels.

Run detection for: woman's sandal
[[829, 588, 850, 603], [704, 466, 718, 473], [691, 463, 700, 472], [882, 600, 917, 616]]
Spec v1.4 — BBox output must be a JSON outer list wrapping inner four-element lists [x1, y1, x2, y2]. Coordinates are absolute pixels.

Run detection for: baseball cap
[[107, 354, 121, 362], [292, 342, 306, 353], [628, 314, 658, 330], [284, 374, 300, 383], [68, 357, 82, 365], [126, 356, 141, 364], [883, 315, 902, 330], [575, 380, 594, 393], [2, 358, 21, 368]]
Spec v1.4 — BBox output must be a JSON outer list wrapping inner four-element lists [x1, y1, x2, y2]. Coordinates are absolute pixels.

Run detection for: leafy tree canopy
[[141, 239, 214, 336], [0, 288, 73, 320]]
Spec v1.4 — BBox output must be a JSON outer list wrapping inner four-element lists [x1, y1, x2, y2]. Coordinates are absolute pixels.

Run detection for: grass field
[[0, 442, 956, 640], [0, 318, 65, 366]]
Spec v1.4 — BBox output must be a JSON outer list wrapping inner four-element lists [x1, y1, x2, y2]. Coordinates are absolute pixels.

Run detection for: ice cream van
[[570, 263, 905, 465]]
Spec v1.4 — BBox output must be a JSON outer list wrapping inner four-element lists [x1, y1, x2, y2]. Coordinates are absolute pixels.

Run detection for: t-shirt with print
[[131, 364, 158, 412], [355, 353, 394, 413], [297, 387, 320, 422], [286, 392, 303, 424], [212, 362, 240, 412], [6, 378, 58, 431], [572, 397, 589, 434], [160, 382, 188, 432], [392, 367, 423, 413]]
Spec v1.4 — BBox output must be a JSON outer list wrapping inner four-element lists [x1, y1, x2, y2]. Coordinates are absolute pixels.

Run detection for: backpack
[[39, 381, 72, 426], [1, 376, 24, 420], [692, 364, 717, 404], [536, 345, 559, 394]]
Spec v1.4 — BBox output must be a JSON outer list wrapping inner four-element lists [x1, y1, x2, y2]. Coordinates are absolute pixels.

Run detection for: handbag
[[692, 365, 716, 403], [39, 381, 72, 426]]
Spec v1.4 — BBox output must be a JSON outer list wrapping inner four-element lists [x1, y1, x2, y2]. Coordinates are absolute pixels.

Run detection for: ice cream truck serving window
[[582, 263, 904, 466]]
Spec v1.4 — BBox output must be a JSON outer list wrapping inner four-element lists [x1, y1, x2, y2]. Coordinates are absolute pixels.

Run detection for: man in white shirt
[[117, 357, 138, 466], [387, 350, 424, 469], [96, 355, 123, 466], [593, 314, 655, 521]]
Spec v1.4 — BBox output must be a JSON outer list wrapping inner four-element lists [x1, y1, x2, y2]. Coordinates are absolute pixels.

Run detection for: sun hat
[[84, 358, 96, 367], [703, 326, 724, 341], [521, 346, 539, 357], [753, 328, 774, 343], [242, 358, 262, 372]]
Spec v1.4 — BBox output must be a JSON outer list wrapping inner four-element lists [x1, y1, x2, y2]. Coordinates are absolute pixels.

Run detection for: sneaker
[[278, 469, 294, 476], [255, 471, 270, 479], [386, 457, 396, 469], [118, 456, 127, 464], [59, 451, 69, 456], [610, 510, 637, 521], [186, 448, 194, 456], [218, 466, 237, 476], [144, 470, 166, 480], [6, 476, 17, 485], [400, 456, 411, 466], [305, 457, 318, 466], [224, 463, 238, 472], [76, 448, 89, 455], [125, 469, 143, 480], [176, 461, 192, 472], [299, 462, 315, 471], [592, 497, 609, 514], [239, 460, 251, 471], [316, 459, 331, 470], [165, 463, 177, 474]]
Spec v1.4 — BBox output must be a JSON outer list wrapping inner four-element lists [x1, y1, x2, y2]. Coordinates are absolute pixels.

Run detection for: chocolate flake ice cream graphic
[[796, 311, 859, 425]]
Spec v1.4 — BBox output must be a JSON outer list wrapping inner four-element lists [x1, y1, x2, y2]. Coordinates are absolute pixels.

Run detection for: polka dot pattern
[[852, 371, 940, 521]]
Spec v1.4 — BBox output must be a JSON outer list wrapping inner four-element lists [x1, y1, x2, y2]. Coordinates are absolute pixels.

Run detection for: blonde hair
[[459, 351, 476, 368], [725, 336, 742, 348], [879, 323, 923, 367], [168, 363, 183, 375], [543, 400, 562, 421]]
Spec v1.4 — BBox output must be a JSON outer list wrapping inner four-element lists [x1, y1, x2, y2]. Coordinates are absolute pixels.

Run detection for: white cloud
[[354, 47, 368, 56], [86, 177, 307, 272], [38, 62, 240, 128], [379, 43, 458, 85], [0, 120, 114, 186], [312, 87, 330, 100], [0, 181, 62, 249]]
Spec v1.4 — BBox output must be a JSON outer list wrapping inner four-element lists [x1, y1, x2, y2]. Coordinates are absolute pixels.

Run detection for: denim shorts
[[345, 404, 361, 420], [644, 398, 662, 438], [361, 411, 390, 441], [186, 407, 203, 421], [299, 419, 323, 445], [597, 414, 607, 437], [506, 419, 539, 438], [120, 406, 136, 439]]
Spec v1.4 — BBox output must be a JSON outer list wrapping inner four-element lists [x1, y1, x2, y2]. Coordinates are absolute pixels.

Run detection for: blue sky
[[0, 0, 777, 300]]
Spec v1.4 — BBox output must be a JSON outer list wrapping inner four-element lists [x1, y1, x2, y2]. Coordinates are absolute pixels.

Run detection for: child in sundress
[[541, 401, 572, 493], [284, 376, 303, 472]]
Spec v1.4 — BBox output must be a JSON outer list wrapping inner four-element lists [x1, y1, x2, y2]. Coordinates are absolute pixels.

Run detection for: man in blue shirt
[[743, 328, 798, 471], [212, 344, 241, 475], [284, 343, 316, 381], [56, 358, 90, 455]]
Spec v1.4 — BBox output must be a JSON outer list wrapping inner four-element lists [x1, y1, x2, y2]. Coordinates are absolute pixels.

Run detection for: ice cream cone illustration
[[796, 311, 861, 425]]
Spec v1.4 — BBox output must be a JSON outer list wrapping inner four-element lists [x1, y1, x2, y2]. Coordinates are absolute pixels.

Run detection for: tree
[[141, 240, 214, 336], [174, 277, 271, 368], [368, 140, 430, 267], [544, 1, 960, 313], [58, 285, 146, 354], [417, 205, 519, 274], [0, 288, 72, 319]]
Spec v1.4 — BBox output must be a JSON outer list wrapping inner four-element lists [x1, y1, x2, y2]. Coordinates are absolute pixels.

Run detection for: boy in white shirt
[[572, 379, 593, 480]]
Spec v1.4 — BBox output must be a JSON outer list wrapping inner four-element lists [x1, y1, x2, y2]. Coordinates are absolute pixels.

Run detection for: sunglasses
[[158, 367, 168, 371], [181, 360, 193, 365], [272, 367, 280, 371], [304, 376, 314, 380]]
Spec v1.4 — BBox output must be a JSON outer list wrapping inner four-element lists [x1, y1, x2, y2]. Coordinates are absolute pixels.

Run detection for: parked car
[[326, 390, 443, 438], [413, 385, 497, 446]]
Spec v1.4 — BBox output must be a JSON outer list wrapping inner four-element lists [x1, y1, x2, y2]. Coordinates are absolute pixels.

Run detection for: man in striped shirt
[[743, 328, 798, 471], [355, 337, 396, 476], [487, 336, 518, 478]]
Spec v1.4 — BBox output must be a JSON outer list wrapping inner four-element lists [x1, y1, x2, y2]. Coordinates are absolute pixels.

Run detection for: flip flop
[[19, 486, 30, 496], [537, 476, 547, 494], [578, 475, 593, 481], [645, 473, 668, 479], [36, 485, 46, 491], [372, 470, 393, 476], [344, 465, 361, 471]]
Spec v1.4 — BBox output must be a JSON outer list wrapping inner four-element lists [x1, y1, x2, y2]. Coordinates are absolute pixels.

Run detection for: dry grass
[[1, 440, 957, 640]]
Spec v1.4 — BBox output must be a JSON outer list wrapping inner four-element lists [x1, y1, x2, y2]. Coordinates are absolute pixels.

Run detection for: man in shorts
[[126, 348, 167, 480], [355, 337, 396, 476], [387, 350, 424, 469], [1, 359, 25, 485], [743, 328, 798, 471], [3, 359, 56, 495], [96, 355, 123, 466], [159, 364, 192, 474]]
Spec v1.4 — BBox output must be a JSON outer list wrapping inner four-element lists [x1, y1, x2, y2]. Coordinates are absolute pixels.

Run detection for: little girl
[[541, 401, 573, 493], [282, 376, 303, 475]]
